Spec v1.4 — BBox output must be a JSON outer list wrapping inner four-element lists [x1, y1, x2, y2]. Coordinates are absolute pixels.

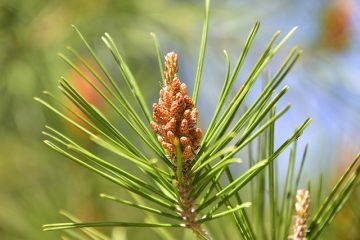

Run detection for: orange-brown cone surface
[[151, 52, 202, 165]]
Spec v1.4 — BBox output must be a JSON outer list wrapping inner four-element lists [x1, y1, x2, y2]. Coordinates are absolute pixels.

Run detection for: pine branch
[[36, 0, 359, 239]]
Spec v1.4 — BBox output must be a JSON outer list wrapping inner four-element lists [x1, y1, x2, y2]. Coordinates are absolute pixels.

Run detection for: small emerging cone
[[151, 52, 202, 170], [289, 189, 310, 240]]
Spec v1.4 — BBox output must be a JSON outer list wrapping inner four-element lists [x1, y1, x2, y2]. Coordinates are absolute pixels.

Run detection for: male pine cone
[[290, 189, 310, 240], [151, 52, 202, 168]]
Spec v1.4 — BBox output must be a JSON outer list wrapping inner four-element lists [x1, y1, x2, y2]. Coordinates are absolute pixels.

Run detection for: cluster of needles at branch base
[[290, 189, 310, 240], [151, 52, 208, 239]]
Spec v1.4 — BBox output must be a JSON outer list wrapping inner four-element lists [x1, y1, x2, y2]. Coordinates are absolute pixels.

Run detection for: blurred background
[[0, 0, 359, 239]]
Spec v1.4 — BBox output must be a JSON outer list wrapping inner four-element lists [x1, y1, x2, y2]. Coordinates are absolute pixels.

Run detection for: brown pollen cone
[[151, 52, 208, 239], [150, 52, 202, 168]]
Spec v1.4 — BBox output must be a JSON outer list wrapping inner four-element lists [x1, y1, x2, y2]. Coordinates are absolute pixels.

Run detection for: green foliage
[[37, 0, 359, 239]]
